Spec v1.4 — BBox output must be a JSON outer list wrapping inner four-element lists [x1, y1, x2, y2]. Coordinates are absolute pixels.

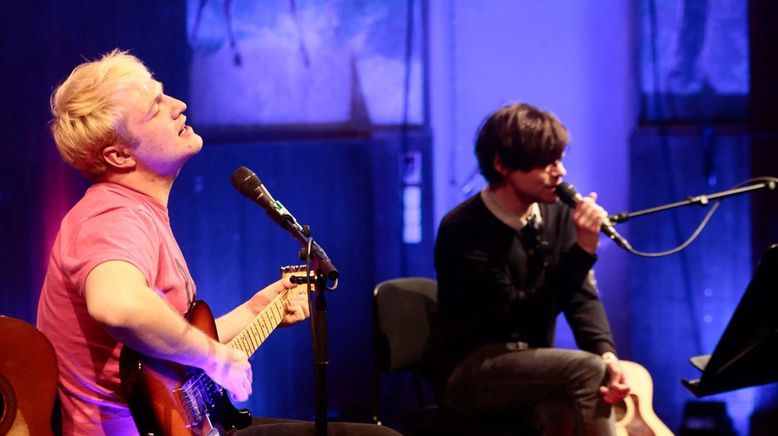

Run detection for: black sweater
[[425, 194, 616, 389]]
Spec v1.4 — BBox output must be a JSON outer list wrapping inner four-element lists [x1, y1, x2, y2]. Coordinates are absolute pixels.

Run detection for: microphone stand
[[608, 180, 777, 224], [229, 167, 337, 435], [291, 223, 337, 436]]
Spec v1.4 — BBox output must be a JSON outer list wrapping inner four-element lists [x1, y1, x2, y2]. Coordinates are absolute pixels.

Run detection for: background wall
[[428, 0, 637, 363], [2, 1, 776, 434]]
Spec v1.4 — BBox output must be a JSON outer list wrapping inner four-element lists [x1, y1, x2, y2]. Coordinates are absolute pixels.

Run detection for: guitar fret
[[263, 311, 273, 334], [273, 300, 284, 322], [241, 334, 251, 355], [252, 326, 263, 348], [250, 323, 264, 345], [242, 336, 252, 356], [269, 305, 278, 326], [245, 327, 258, 351], [250, 323, 264, 347], [267, 304, 276, 324], [237, 332, 250, 355], [239, 336, 250, 357], [250, 326, 263, 345], [242, 330, 254, 355], [226, 285, 302, 358], [246, 329, 259, 352]]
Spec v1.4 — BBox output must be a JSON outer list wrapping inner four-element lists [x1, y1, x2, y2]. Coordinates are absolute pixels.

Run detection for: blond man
[[38, 51, 397, 436]]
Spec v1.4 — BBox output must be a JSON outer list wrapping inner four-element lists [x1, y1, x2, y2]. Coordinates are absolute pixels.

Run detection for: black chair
[[372, 278, 535, 436]]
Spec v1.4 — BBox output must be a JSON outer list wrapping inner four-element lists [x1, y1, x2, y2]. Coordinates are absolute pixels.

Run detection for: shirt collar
[[480, 188, 542, 233]]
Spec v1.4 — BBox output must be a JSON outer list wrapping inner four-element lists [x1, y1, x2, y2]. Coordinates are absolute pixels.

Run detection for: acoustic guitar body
[[614, 360, 674, 436], [0, 316, 59, 436]]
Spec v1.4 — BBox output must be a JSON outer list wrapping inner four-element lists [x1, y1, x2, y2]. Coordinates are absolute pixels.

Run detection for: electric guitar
[[119, 265, 314, 436], [614, 360, 674, 436], [0, 316, 59, 436]]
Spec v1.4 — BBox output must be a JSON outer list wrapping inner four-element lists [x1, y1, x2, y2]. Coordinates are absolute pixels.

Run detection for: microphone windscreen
[[231, 166, 261, 196], [555, 182, 581, 207]]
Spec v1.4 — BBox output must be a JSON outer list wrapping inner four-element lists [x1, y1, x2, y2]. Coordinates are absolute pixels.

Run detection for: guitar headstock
[[281, 264, 316, 294]]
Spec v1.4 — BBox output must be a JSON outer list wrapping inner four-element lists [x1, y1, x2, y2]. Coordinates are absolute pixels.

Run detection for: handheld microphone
[[555, 182, 632, 250]]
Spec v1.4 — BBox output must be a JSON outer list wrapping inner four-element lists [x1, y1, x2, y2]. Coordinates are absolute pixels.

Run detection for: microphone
[[555, 182, 632, 250], [230, 166, 339, 283], [230, 166, 298, 232]]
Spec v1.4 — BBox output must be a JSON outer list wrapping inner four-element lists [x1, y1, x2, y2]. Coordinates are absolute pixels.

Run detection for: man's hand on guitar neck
[[216, 278, 310, 342], [246, 278, 311, 327], [207, 275, 309, 402]]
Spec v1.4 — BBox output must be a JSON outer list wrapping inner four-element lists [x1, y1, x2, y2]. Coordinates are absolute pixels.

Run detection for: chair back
[[372, 279, 540, 434], [373, 277, 437, 373]]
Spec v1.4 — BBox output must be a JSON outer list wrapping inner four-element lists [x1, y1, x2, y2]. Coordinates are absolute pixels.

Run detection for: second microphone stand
[[609, 180, 776, 224], [607, 179, 776, 257]]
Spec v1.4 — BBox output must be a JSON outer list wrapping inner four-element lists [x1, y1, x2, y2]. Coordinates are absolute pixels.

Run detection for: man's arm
[[85, 260, 253, 401], [567, 192, 630, 404], [563, 272, 629, 404]]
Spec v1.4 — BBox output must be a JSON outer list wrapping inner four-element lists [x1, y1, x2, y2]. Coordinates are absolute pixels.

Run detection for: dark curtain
[[0, 0, 188, 323]]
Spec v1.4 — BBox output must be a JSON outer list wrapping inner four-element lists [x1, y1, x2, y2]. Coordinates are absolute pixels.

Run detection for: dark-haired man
[[425, 102, 629, 435]]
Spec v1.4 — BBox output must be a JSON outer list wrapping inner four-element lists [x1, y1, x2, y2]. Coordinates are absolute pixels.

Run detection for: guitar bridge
[[176, 371, 224, 428]]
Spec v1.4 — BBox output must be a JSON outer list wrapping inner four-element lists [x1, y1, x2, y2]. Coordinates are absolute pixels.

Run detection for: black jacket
[[425, 194, 616, 389]]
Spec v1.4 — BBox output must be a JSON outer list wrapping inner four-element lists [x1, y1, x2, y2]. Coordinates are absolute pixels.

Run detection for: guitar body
[[121, 265, 311, 435], [614, 360, 674, 436], [119, 301, 252, 436], [0, 316, 59, 436]]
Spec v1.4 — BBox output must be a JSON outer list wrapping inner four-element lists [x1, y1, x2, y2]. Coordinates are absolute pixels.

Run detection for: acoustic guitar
[[120, 265, 313, 436], [614, 360, 674, 436], [0, 316, 59, 436]]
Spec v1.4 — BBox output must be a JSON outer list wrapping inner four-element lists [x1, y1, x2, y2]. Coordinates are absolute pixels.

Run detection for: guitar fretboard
[[226, 266, 310, 357], [227, 291, 289, 357]]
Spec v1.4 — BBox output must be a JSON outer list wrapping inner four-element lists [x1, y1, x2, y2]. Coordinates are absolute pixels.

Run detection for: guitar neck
[[226, 265, 311, 358], [227, 290, 289, 357]]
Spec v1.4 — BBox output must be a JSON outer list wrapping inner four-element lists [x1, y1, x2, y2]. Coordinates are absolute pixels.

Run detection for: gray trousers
[[443, 344, 616, 436]]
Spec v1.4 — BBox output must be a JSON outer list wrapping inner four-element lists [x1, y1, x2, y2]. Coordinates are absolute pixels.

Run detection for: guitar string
[[181, 285, 302, 404], [184, 290, 293, 396], [173, 274, 310, 427], [228, 290, 287, 355]]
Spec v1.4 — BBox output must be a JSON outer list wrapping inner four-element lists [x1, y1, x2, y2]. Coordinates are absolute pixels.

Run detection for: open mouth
[[178, 115, 188, 136]]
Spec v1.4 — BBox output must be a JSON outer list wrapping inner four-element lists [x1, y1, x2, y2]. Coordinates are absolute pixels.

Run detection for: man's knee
[[570, 352, 607, 389]]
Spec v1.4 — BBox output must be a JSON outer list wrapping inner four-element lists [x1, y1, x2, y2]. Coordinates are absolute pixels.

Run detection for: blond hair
[[50, 49, 153, 179]]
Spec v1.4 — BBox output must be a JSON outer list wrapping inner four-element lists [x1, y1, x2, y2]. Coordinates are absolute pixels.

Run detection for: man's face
[[502, 159, 567, 205], [122, 80, 203, 177]]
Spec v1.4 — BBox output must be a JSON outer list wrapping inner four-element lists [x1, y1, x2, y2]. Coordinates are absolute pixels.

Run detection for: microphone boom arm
[[608, 180, 777, 224]]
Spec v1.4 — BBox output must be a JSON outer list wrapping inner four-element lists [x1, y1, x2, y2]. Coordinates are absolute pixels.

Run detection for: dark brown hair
[[475, 102, 569, 185]]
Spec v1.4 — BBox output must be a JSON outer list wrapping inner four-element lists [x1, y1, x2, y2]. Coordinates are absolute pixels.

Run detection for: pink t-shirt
[[37, 182, 196, 435]]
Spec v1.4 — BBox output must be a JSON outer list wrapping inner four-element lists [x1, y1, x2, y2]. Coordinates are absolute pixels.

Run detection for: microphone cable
[[616, 176, 778, 258]]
